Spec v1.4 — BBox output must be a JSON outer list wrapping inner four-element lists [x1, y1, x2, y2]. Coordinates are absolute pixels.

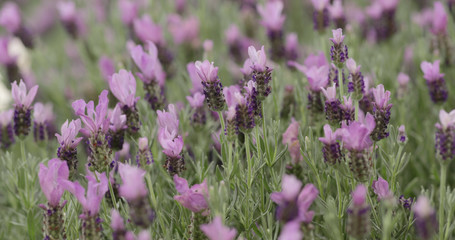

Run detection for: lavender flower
[[224, 24, 245, 64], [270, 175, 319, 223], [319, 124, 343, 165], [305, 65, 329, 119], [136, 137, 153, 167], [196, 60, 225, 111], [167, 14, 199, 46], [233, 92, 255, 133], [431, 2, 448, 36], [244, 80, 262, 120], [11, 80, 38, 138], [249, 46, 273, 100], [284, 33, 300, 62], [257, 1, 286, 60], [420, 60, 448, 103], [38, 158, 69, 240], [200, 216, 237, 240], [434, 109, 455, 161], [341, 115, 375, 182], [111, 209, 127, 240], [278, 221, 303, 240], [321, 83, 342, 124], [56, 119, 83, 179], [0, 109, 15, 149], [98, 56, 116, 82], [412, 196, 437, 240], [109, 69, 141, 134], [282, 118, 303, 164], [346, 58, 365, 101], [398, 125, 407, 143], [0, 37, 21, 83], [72, 90, 111, 172], [329, 0, 346, 29], [341, 96, 354, 123], [109, 104, 127, 151], [130, 42, 166, 110], [397, 72, 410, 99], [173, 175, 209, 215], [118, 163, 155, 228], [347, 185, 370, 239], [371, 84, 392, 141], [61, 170, 109, 239], [311, 0, 330, 31], [330, 29, 349, 67], [399, 195, 414, 210], [57, 1, 86, 39], [186, 92, 206, 126], [118, 0, 137, 27], [33, 102, 54, 142], [0, 2, 34, 48], [372, 177, 393, 201]]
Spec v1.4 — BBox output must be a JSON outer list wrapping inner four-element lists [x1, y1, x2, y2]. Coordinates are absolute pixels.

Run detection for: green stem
[[390, 145, 404, 193], [354, 100, 359, 121], [218, 112, 226, 143], [20, 139, 26, 163], [439, 162, 448, 240], [245, 134, 252, 187], [338, 67, 344, 102], [335, 170, 343, 219], [382, 207, 393, 240]]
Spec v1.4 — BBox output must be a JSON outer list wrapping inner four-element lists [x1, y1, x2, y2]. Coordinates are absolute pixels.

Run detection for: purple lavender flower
[[412, 196, 437, 240], [11, 80, 38, 138], [118, 0, 137, 27], [278, 221, 303, 240], [270, 175, 319, 223], [109, 69, 141, 134], [55, 119, 83, 179], [130, 42, 166, 111], [319, 124, 343, 165], [111, 209, 127, 240], [173, 175, 210, 215], [341, 115, 375, 181], [431, 2, 448, 36], [347, 185, 370, 239], [200, 216, 237, 240], [321, 83, 342, 124], [133, 15, 165, 46], [305, 65, 329, 119], [136, 137, 153, 167], [224, 24, 245, 64], [372, 177, 393, 201], [56, 1, 86, 39], [118, 163, 155, 228], [72, 90, 112, 172], [98, 56, 115, 82], [109, 104, 127, 151], [33, 102, 54, 142], [341, 96, 354, 123], [434, 109, 455, 161], [0, 2, 34, 48], [398, 125, 407, 143], [0, 109, 15, 149], [399, 195, 414, 210], [330, 29, 349, 67], [187, 92, 206, 126], [232, 91, 255, 133], [61, 170, 108, 239], [38, 158, 69, 240], [0, 37, 21, 83], [371, 84, 392, 141], [311, 0, 330, 31], [420, 60, 448, 103], [257, 1, 286, 60], [249, 46, 273, 100], [284, 33, 300, 62], [329, 0, 346, 29], [167, 14, 199, 46], [196, 60, 226, 112], [282, 118, 303, 164], [346, 58, 365, 101], [397, 72, 409, 99]]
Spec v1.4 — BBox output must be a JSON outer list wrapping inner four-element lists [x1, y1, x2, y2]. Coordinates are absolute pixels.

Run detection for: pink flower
[[431, 2, 447, 35], [118, 163, 148, 201], [200, 216, 237, 240], [133, 15, 164, 45], [319, 124, 342, 145], [372, 176, 392, 201], [157, 105, 179, 139], [305, 65, 329, 91], [11, 80, 39, 109], [167, 14, 199, 45], [240, 59, 254, 76], [61, 170, 108, 215], [437, 109, 455, 130], [109, 104, 127, 132], [225, 24, 241, 45], [412, 196, 434, 218], [329, 0, 344, 19], [329, 28, 345, 45], [420, 60, 444, 82], [203, 39, 213, 52], [397, 72, 409, 86], [33, 102, 53, 124], [257, 1, 286, 32], [352, 184, 367, 206], [0, 37, 16, 65], [311, 0, 329, 11], [278, 221, 303, 240], [98, 56, 115, 82], [195, 60, 219, 83], [321, 83, 337, 100], [110, 209, 125, 231], [248, 45, 267, 72], [187, 63, 203, 94], [57, 1, 76, 22], [186, 92, 205, 108], [304, 52, 328, 69], [55, 119, 83, 148], [159, 135, 184, 158], [341, 116, 375, 151], [118, 0, 137, 26], [72, 90, 110, 135], [173, 175, 209, 215], [346, 58, 361, 74], [109, 69, 139, 107], [130, 42, 165, 85], [372, 84, 391, 109], [0, 2, 21, 33], [282, 118, 302, 163], [0, 109, 13, 126], [223, 85, 241, 107], [138, 137, 148, 151], [38, 158, 69, 206]]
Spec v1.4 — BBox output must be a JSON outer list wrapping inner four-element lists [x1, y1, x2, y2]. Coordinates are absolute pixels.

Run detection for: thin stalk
[[355, 100, 359, 121], [245, 134, 252, 187], [218, 112, 226, 144], [338, 67, 344, 102], [20, 139, 26, 163], [390, 145, 404, 193], [439, 162, 448, 240], [335, 170, 343, 218], [381, 207, 393, 240]]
